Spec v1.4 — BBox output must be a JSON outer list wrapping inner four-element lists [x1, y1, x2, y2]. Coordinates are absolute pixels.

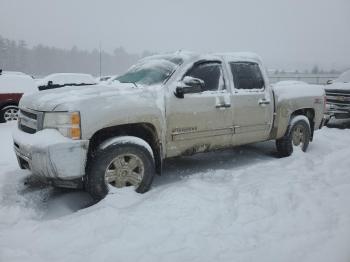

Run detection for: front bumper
[[13, 128, 89, 180], [325, 103, 350, 119]]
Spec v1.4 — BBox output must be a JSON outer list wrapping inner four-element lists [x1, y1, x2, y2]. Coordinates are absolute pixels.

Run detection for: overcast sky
[[0, 0, 349, 70]]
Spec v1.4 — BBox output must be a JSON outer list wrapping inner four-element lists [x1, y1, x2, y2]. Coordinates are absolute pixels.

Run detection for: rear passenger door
[[229, 62, 274, 145]]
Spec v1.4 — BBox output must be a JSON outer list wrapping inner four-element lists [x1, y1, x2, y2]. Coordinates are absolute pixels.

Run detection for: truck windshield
[[116, 58, 181, 86]]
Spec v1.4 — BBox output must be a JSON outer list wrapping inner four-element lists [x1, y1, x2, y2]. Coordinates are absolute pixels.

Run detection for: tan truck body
[[13, 52, 325, 186]]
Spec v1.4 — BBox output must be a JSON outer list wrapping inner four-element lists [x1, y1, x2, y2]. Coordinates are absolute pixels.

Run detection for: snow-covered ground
[[1, 122, 350, 262]]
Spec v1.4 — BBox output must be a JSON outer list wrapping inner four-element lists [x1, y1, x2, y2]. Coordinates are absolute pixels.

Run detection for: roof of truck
[[143, 51, 262, 65], [215, 52, 263, 63]]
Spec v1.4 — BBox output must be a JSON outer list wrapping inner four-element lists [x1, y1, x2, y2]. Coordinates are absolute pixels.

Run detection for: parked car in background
[[1, 70, 28, 76], [37, 73, 97, 91], [105, 75, 120, 85], [96, 75, 113, 83], [325, 69, 350, 123], [0, 73, 37, 122], [14, 52, 326, 200]]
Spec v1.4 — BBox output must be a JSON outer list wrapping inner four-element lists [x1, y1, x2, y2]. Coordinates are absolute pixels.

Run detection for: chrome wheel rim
[[292, 125, 305, 147], [4, 108, 19, 121], [105, 153, 144, 188]]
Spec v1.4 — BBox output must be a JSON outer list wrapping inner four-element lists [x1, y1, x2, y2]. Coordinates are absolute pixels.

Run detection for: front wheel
[[85, 139, 155, 201], [0, 105, 19, 123], [276, 115, 311, 157]]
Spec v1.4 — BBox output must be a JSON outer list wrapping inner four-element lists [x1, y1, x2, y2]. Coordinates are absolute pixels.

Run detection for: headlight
[[43, 111, 81, 139]]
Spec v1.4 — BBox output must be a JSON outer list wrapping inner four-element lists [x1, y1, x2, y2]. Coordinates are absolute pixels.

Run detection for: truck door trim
[[171, 126, 234, 141]]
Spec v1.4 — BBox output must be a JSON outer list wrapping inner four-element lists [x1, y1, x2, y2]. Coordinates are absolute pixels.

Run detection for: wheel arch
[[0, 100, 19, 110], [273, 107, 316, 141], [87, 123, 163, 175], [290, 108, 315, 141]]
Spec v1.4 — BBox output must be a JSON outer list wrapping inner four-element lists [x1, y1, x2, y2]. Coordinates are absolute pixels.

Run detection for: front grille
[[18, 108, 43, 134], [325, 89, 350, 106]]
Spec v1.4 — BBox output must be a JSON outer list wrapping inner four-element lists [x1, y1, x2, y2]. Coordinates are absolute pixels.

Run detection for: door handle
[[216, 103, 231, 108], [258, 99, 270, 105]]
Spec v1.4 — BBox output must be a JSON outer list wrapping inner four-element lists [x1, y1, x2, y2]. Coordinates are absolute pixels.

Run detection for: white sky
[[0, 0, 349, 70]]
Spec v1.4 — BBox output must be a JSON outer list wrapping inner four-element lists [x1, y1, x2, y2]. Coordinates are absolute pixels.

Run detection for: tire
[[85, 140, 155, 201], [276, 115, 311, 157], [0, 105, 19, 123]]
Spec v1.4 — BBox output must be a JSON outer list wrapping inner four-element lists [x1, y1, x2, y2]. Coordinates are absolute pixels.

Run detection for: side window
[[185, 62, 225, 92], [230, 62, 264, 90]]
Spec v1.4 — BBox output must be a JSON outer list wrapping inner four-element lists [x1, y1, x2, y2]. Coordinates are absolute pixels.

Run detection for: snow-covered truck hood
[[19, 83, 165, 139], [19, 83, 155, 111]]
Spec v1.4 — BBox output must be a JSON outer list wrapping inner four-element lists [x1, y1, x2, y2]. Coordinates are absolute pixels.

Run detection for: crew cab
[[13, 52, 326, 200]]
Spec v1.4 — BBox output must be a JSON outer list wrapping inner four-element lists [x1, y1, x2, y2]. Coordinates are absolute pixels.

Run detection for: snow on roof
[[215, 52, 263, 63], [140, 51, 263, 66], [37, 73, 97, 87], [129, 59, 178, 73], [140, 51, 197, 65], [0, 74, 38, 94]]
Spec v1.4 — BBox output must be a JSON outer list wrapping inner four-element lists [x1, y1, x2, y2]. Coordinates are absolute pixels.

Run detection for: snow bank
[[0, 75, 38, 94], [1, 124, 350, 262]]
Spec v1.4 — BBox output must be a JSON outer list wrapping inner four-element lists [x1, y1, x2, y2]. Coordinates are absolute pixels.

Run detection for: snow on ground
[[1, 122, 350, 262]]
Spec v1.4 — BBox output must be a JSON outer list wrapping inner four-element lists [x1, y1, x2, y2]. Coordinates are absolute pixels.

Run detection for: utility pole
[[99, 41, 102, 77]]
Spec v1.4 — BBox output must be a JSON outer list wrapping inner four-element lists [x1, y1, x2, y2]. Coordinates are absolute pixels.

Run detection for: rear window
[[230, 62, 264, 90]]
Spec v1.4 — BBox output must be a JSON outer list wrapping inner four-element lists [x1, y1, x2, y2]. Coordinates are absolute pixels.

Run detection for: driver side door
[[165, 61, 234, 157]]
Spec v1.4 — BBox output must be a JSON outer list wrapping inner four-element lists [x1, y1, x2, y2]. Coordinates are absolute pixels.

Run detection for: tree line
[[0, 35, 152, 77]]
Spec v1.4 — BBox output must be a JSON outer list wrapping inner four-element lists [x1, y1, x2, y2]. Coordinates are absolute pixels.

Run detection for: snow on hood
[[19, 83, 158, 111], [325, 82, 350, 91]]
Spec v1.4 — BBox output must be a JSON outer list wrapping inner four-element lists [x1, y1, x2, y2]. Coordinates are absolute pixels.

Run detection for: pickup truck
[[13, 52, 326, 200], [325, 69, 350, 123]]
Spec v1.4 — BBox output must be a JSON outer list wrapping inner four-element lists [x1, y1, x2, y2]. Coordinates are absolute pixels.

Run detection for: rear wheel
[[276, 115, 311, 157], [85, 139, 155, 201]]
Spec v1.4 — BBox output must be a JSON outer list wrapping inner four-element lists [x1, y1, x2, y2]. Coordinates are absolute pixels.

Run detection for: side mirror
[[175, 76, 204, 98], [326, 79, 333, 85]]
